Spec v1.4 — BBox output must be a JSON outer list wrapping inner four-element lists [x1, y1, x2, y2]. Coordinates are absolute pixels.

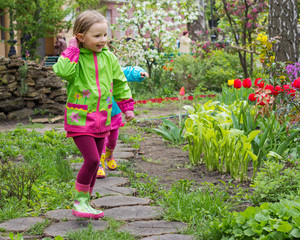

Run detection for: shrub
[[249, 161, 300, 205]]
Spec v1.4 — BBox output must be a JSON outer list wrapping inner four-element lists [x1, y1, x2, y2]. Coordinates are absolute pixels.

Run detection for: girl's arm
[[111, 55, 134, 114], [52, 38, 79, 81], [122, 66, 148, 83]]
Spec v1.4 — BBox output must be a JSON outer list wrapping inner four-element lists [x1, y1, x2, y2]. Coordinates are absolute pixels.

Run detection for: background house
[[0, 0, 130, 58]]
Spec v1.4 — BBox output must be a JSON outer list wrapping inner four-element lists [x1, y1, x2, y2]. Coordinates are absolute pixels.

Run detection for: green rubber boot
[[72, 191, 104, 219]]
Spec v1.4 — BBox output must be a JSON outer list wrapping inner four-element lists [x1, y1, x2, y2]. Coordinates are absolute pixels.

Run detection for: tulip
[[233, 79, 242, 89], [228, 79, 235, 86], [248, 93, 256, 101], [254, 78, 262, 86], [293, 78, 300, 88], [265, 85, 274, 94], [169, 67, 173, 71], [283, 85, 290, 91], [243, 78, 252, 88], [288, 89, 296, 97], [179, 87, 185, 96], [274, 85, 282, 95]]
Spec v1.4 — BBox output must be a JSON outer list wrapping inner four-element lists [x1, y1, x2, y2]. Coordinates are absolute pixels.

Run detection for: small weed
[[141, 156, 162, 164], [66, 221, 135, 240], [27, 219, 51, 235]]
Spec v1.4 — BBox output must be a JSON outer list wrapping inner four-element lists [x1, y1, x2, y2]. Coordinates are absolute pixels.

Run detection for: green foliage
[[184, 101, 258, 182], [0, 161, 43, 202], [26, 219, 51, 235], [153, 118, 186, 145], [252, 116, 300, 168], [66, 220, 135, 240], [217, 84, 256, 106], [0, 129, 78, 220], [250, 161, 300, 205], [158, 180, 233, 239], [219, 198, 300, 239]]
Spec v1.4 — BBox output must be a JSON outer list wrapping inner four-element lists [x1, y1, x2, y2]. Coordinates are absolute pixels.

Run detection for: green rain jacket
[[52, 46, 133, 134]]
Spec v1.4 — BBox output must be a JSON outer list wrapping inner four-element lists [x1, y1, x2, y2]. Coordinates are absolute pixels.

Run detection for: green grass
[[65, 219, 135, 240]]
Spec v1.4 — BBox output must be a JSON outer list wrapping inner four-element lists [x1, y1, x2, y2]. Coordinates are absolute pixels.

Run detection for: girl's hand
[[69, 37, 79, 48], [124, 111, 135, 122], [140, 72, 149, 78]]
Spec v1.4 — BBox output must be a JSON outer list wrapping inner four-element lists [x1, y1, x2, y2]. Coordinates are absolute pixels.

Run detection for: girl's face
[[79, 21, 108, 52]]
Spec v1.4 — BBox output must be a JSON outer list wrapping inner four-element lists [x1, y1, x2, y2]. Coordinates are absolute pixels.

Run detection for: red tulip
[[288, 89, 296, 97], [179, 87, 185, 96], [283, 85, 290, 91], [265, 85, 274, 94], [293, 78, 300, 88], [274, 86, 282, 95], [248, 93, 256, 101], [243, 78, 252, 88], [254, 78, 262, 86], [233, 79, 242, 89]]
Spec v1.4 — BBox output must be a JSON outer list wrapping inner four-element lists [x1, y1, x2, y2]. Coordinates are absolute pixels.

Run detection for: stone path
[[0, 142, 195, 240]]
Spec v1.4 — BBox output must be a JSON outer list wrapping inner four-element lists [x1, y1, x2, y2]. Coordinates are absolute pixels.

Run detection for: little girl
[[53, 10, 134, 219], [97, 66, 148, 178]]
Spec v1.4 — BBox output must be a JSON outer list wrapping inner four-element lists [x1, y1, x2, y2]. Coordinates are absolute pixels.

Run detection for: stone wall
[[0, 56, 66, 121]]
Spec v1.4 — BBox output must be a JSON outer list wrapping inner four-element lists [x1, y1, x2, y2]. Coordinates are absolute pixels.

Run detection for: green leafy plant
[[250, 161, 300, 205], [153, 118, 186, 145], [219, 198, 300, 239], [184, 101, 258, 182]]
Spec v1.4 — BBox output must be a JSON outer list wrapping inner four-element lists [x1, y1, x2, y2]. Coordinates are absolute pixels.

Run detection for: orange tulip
[[179, 87, 185, 96]]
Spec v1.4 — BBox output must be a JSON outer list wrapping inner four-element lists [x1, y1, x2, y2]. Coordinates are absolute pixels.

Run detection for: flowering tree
[[113, 0, 199, 77], [216, 0, 268, 77]]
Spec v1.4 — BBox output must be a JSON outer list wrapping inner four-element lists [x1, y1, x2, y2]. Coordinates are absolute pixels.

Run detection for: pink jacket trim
[[116, 98, 134, 113]]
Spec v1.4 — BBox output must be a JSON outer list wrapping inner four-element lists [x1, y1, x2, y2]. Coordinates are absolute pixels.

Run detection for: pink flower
[[70, 112, 81, 122], [82, 89, 91, 98]]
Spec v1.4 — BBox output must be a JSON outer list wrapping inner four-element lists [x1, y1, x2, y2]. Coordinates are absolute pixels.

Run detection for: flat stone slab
[[104, 206, 162, 221], [115, 146, 136, 152], [114, 151, 134, 159], [44, 220, 108, 237], [0, 235, 43, 240], [95, 177, 129, 187], [92, 186, 136, 197], [44, 209, 77, 221], [92, 195, 151, 208], [119, 220, 188, 237], [141, 234, 195, 240], [0, 217, 45, 232]]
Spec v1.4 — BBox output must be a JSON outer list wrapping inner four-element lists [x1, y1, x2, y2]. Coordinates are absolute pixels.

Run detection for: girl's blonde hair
[[73, 10, 107, 36]]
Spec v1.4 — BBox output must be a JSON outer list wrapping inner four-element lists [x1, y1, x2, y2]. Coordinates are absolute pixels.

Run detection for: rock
[[92, 186, 136, 197], [92, 195, 151, 209], [0, 217, 45, 232], [95, 177, 129, 187], [141, 234, 195, 240], [7, 108, 33, 120], [50, 116, 64, 123], [119, 220, 188, 237], [0, 112, 6, 121], [0, 91, 12, 100], [113, 151, 134, 159], [104, 206, 162, 221], [44, 209, 77, 221], [43, 220, 108, 237], [31, 118, 49, 123]]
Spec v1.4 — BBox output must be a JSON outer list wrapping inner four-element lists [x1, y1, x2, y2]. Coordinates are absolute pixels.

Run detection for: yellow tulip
[[228, 79, 235, 86]]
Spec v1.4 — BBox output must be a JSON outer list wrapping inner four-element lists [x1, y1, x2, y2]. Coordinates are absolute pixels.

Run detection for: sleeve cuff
[[116, 98, 134, 113]]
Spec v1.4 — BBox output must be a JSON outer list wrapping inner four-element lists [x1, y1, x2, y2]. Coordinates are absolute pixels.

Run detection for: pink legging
[[102, 128, 119, 154], [73, 136, 105, 187]]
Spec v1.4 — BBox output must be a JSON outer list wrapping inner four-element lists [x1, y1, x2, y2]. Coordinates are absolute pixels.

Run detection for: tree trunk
[[268, 0, 299, 62], [187, 0, 206, 41]]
